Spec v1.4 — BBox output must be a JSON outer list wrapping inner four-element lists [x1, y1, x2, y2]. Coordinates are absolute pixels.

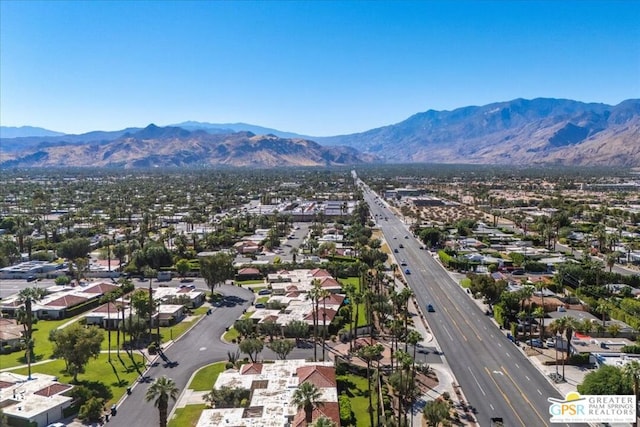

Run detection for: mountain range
[[1, 97, 638, 168]]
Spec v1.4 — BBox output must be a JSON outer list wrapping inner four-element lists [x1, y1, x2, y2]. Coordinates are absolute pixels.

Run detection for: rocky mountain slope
[[320, 98, 640, 166], [2, 98, 638, 167], [0, 125, 373, 168]]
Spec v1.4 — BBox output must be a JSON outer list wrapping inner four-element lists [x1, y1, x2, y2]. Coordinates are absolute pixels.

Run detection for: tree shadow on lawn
[[74, 380, 114, 402], [117, 352, 146, 375], [108, 360, 127, 387]]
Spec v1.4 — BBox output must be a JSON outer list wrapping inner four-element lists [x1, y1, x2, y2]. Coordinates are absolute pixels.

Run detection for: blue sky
[[1, 1, 638, 136]]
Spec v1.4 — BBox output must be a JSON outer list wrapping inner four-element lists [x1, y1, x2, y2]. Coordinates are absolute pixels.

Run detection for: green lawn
[[338, 373, 378, 427], [236, 280, 265, 286], [339, 277, 360, 291], [222, 311, 253, 342], [223, 327, 240, 342], [460, 278, 472, 288], [189, 362, 226, 391], [169, 404, 208, 427], [354, 303, 367, 328], [339, 277, 369, 328], [0, 317, 78, 369], [8, 352, 145, 406]]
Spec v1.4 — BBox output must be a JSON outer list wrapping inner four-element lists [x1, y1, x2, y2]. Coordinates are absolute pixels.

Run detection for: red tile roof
[[240, 363, 263, 375], [44, 294, 88, 308], [296, 365, 336, 388], [238, 267, 261, 275], [292, 402, 340, 427], [319, 277, 341, 288], [83, 282, 119, 294], [319, 294, 345, 306], [304, 307, 338, 323], [93, 301, 122, 313], [34, 383, 72, 397], [310, 268, 331, 277]]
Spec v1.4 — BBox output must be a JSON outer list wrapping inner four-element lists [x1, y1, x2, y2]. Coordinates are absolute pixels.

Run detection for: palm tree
[[359, 343, 384, 427], [312, 416, 336, 427], [552, 316, 578, 381], [100, 292, 117, 362], [18, 286, 47, 380], [145, 376, 179, 427], [532, 307, 545, 340], [292, 382, 323, 426], [548, 318, 566, 377], [594, 302, 608, 333], [308, 279, 323, 362], [319, 288, 331, 361], [623, 361, 640, 427]]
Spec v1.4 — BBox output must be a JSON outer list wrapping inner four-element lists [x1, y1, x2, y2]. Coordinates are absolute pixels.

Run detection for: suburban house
[[236, 267, 263, 281], [0, 319, 24, 353], [0, 281, 120, 320], [0, 372, 74, 427], [196, 360, 339, 427]]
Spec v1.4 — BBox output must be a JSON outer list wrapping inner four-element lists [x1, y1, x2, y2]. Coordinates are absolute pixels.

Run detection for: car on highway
[[400, 260, 407, 266], [427, 304, 435, 312], [404, 269, 411, 275], [399, 244, 404, 248], [394, 248, 399, 253]]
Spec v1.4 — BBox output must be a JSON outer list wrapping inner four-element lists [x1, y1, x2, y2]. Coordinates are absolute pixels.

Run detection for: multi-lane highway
[[360, 182, 584, 427]]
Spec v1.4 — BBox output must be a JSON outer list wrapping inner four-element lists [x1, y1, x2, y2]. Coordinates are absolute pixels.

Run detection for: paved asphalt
[[108, 284, 314, 427], [361, 183, 587, 427]]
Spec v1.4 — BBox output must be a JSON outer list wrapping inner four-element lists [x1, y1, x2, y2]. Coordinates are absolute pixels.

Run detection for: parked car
[[545, 338, 556, 347], [526, 338, 544, 348], [258, 289, 272, 295], [427, 304, 435, 312], [255, 303, 266, 309], [26, 275, 37, 282]]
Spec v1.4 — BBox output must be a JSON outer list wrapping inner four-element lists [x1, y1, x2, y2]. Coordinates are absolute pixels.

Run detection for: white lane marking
[[199, 347, 207, 351], [468, 367, 486, 396], [525, 375, 530, 381], [506, 352, 511, 358], [490, 404, 495, 410], [537, 389, 542, 395], [441, 324, 454, 341], [514, 363, 519, 368]]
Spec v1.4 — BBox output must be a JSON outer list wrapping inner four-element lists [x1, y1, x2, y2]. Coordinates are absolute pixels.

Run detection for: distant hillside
[[0, 126, 65, 138], [319, 98, 640, 166], [3, 97, 638, 167], [171, 121, 312, 140], [0, 124, 374, 168], [0, 128, 141, 152]]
